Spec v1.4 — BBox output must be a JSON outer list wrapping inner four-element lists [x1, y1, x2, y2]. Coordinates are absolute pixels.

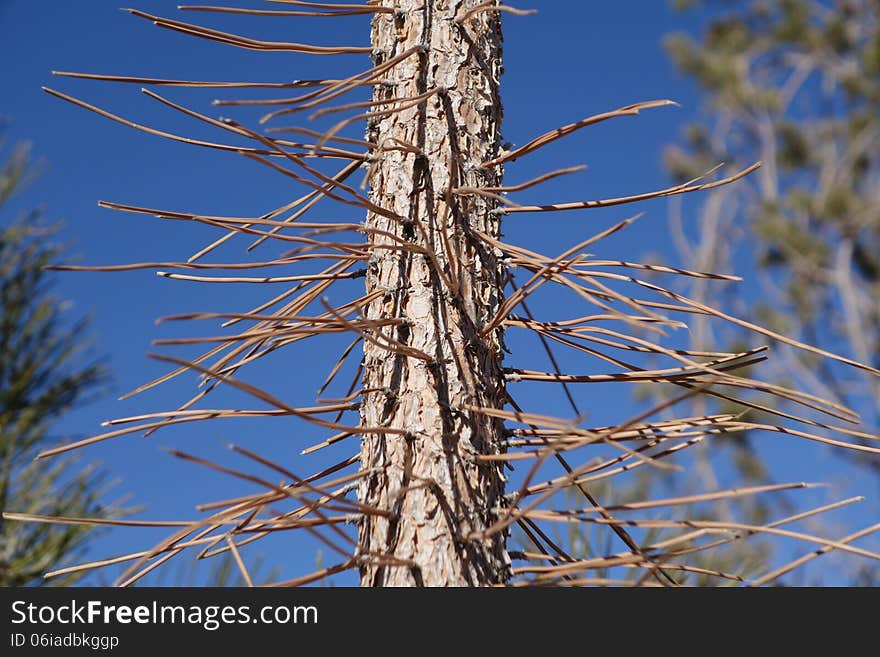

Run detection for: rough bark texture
[[358, 0, 509, 586]]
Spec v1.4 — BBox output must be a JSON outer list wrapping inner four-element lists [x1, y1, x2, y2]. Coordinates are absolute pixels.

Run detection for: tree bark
[[358, 0, 509, 586]]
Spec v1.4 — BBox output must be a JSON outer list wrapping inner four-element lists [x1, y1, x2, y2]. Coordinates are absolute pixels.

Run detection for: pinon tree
[[6, 1, 880, 587]]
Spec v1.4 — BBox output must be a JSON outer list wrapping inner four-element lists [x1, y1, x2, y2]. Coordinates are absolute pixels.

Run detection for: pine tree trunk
[[358, 0, 509, 586]]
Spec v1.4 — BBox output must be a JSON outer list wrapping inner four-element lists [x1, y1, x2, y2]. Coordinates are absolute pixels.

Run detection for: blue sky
[[2, 1, 877, 586]]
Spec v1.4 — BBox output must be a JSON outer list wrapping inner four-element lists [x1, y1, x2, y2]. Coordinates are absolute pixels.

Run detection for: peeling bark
[[358, 0, 510, 586]]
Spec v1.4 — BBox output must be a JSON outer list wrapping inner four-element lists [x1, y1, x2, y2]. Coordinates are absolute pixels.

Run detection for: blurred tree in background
[[665, 0, 879, 429], [631, 0, 879, 582], [0, 134, 118, 586], [556, 0, 880, 585]]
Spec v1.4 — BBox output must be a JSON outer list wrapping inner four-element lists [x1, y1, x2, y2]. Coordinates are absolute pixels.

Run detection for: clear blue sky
[[1, 1, 876, 586]]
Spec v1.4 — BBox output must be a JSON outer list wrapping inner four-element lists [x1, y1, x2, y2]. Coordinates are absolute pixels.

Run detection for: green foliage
[[0, 137, 117, 586], [776, 123, 809, 170]]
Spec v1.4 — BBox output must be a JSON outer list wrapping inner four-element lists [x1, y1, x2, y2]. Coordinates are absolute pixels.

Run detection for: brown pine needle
[[498, 162, 762, 214], [1, 513, 193, 528], [253, 45, 423, 119], [227, 443, 383, 519], [483, 99, 677, 168], [267, 0, 393, 11], [478, 213, 646, 334], [457, 1, 537, 22], [42, 87, 289, 158], [634, 277, 880, 379], [266, 124, 380, 150], [124, 8, 372, 54], [52, 70, 324, 88], [48, 254, 353, 273], [727, 421, 880, 455], [147, 352, 409, 436], [178, 4, 392, 17], [317, 337, 362, 397], [141, 87, 364, 160], [197, 455, 359, 511], [102, 404, 352, 426], [224, 535, 254, 586], [312, 86, 445, 152], [163, 448, 361, 557], [637, 496, 865, 557], [319, 297, 434, 363], [247, 160, 362, 251], [267, 561, 355, 587], [475, 165, 587, 193], [117, 551, 182, 587], [749, 523, 880, 586], [156, 269, 365, 284], [239, 150, 398, 220], [562, 482, 819, 513], [512, 515, 880, 565], [35, 414, 234, 459]]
